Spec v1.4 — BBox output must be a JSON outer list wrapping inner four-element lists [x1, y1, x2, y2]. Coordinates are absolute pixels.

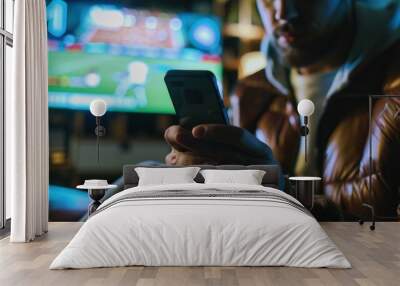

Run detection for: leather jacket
[[232, 41, 400, 220]]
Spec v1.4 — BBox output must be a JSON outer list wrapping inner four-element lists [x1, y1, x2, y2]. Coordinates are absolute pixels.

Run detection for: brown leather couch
[[232, 42, 400, 220]]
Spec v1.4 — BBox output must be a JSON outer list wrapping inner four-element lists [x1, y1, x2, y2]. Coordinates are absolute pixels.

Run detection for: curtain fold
[[7, 0, 49, 242]]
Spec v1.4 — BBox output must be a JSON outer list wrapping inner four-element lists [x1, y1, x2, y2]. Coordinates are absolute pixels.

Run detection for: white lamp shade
[[297, 99, 315, 116], [90, 99, 107, 117]]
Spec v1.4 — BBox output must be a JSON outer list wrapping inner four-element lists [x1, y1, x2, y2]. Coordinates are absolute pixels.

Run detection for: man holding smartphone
[[164, 0, 400, 220]]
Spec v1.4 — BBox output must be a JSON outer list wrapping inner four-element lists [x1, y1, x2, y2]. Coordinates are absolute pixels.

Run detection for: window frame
[[0, 0, 14, 231]]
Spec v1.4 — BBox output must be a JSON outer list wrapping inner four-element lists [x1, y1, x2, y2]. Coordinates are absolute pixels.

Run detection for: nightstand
[[77, 180, 117, 215], [288, 176, 322, 210]]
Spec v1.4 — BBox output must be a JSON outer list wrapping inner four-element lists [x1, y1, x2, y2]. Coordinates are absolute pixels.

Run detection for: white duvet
[[50, 183, 351, 269]]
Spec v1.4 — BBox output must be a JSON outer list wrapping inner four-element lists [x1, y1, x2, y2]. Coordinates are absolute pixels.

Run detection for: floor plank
[[0, 222, 399, 286]]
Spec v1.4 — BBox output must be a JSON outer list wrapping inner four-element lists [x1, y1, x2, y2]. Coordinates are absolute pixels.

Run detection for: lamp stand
[[300, 116, 310, 163], [94, 117, 106, 164]]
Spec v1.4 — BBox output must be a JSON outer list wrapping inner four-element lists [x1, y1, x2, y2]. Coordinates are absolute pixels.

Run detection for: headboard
[[123, 164, 283, 190]]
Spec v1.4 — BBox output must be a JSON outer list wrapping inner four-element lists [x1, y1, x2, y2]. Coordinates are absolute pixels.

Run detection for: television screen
[[47, 0, 223, 114]]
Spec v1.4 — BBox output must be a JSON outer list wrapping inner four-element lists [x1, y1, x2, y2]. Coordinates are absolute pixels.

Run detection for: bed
[[50, 164, 350, 269]]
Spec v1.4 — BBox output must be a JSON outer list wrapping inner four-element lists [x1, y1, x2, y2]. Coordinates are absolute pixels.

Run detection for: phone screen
[[164, 70, 229, 129]]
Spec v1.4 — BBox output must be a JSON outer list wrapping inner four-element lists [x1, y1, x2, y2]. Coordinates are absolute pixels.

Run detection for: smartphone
[[164, 70, 229, 129]]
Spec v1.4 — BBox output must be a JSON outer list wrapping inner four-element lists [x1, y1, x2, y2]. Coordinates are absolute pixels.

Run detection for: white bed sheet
[[50, 183, 351, 269]]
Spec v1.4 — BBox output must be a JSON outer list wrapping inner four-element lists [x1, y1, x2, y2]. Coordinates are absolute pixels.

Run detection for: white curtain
[[6, 0, 49, 242]]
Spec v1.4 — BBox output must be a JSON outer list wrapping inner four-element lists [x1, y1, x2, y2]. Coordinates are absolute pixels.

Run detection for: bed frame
[[123, 164, 284, 190]]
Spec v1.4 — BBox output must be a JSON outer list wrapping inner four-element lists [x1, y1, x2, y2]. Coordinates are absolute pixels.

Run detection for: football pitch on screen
[[48, 51, 223, 114]]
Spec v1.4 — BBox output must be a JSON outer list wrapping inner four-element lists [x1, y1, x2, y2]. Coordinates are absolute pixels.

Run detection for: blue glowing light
[[49, 185, 89, 213], [189, 18, 221, 53], [47, 0, 68, 37]]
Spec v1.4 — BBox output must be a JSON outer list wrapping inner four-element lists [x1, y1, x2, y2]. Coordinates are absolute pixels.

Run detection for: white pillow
[[135, 167, 201, 186], [200, 169, 266, 185]]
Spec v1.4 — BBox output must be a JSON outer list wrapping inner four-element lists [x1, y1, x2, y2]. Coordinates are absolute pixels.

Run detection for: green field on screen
[[48, 51, 223, 114]]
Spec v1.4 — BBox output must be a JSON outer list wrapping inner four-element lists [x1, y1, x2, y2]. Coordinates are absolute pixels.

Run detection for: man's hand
[[164, 124, 276, 166]]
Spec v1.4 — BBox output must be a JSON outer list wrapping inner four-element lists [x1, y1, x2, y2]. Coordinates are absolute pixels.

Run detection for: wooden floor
[[0, 222, 399, 286]]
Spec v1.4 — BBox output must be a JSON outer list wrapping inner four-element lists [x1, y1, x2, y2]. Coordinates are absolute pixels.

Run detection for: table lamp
[[297, 99, 315, 162], [90, 99, 107, 164]]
